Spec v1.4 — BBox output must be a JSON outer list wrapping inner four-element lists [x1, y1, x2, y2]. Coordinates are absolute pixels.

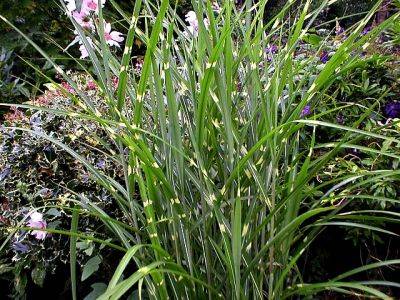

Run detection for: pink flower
[[4, 107, 27, 123], [87, 80, 97, 90], [61, 81, 76, 94], [104, 23, 124, 47], [82, 0, 106, 14], [72, 11, 94, 30], [112, 76, 119, 88], [27, 212, 47, 240]]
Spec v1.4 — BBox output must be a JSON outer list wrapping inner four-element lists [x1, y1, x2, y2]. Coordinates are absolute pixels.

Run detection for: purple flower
[[27, 212, 47, 240], [336, 25, 345, 36], [38, 188, 53, 198], [336, 114, 345, 125], [265, 44, 278, 61], [362, 26, 371, 35], [320, 51, 329, 64], [81, 172, 90, 183], [265, 44, 278, 54], [384, 101, 400, 119], [30, 114, 43, 133], [96, 159, 106, 169], [301, 105, 311, 117], [30, 114, 42, 126], [0, 166, 11, 182], [12, 242, 29, 253], [12, 144, 21, 155], [360, 51, 367, 58]]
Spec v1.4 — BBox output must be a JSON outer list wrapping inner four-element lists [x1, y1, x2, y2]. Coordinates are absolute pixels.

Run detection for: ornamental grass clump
[[1, 0, 400, 299]]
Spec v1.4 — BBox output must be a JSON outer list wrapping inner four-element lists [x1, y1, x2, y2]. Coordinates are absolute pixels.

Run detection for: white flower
[[212, 2, 221, 13], [79, 44, 89, 59], [204, 18, 210, 28], [64, 0, 76, 14], [185, 11, 198, 28], [184, 11, 209, 37], [79, 37, 94, 59], [185, 11, 199, 36], [29, 212, 44, 223]]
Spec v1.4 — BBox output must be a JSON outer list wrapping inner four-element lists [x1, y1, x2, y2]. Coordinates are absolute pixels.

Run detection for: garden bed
[[1, 0, 400, 299]]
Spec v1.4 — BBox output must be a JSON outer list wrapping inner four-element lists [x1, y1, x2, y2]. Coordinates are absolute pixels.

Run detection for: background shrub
[[0, 73, 126, 298]]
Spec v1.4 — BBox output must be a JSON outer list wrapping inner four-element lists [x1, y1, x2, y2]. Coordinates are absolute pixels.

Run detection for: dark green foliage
[[308, 53, 400, 261], [315, 0, 376, 26], [0, 0, 72, 106], [0, 0, 69, 51], [265, 0, 376, 25], [0, 48, 29, 110]]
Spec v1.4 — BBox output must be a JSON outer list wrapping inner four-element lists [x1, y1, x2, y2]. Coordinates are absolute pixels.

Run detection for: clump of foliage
[[0, 0, 68, 50], [266, 0, 376, 25], [0, 0, 74, 105], [1, 0, 400, 299], [0, 74, 127, 298]]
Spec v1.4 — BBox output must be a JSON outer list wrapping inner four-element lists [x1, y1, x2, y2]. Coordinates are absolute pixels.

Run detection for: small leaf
[[47, 220, 62, 229], [81, 255, 102, 281], [15, 273, 28, 295], [99, 239, 112, 250], [43, 83, 58, 91], [76, 241, 90, 250], [17, 85, 30, 98], [84, 243, 95, 256], [0, 263, 14, 275], [83, 282, 107, 300], [31, 264, 46, 287], [302, 33, 322, 46], [46, 208, 61, 217]]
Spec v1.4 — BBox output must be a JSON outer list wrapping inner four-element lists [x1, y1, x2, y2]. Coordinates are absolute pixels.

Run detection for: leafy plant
[[0, 48, 29, 107], [0, 75, 123, 298], [1, 0, 400, 299]]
